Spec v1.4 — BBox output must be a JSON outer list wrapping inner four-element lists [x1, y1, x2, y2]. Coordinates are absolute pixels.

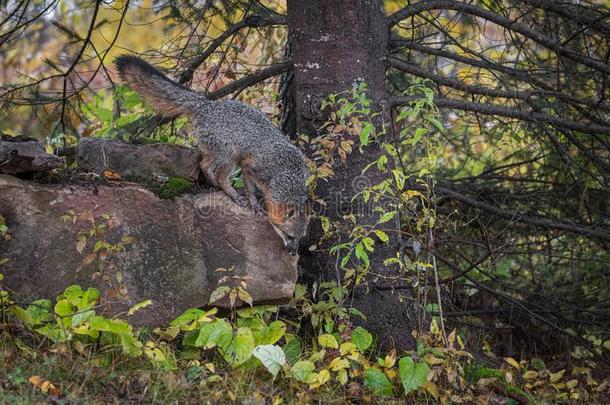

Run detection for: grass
[[0, 337, 363, 404]]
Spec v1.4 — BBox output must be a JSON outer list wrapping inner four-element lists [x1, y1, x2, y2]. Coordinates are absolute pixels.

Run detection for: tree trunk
[[286, 0, 424, 349]]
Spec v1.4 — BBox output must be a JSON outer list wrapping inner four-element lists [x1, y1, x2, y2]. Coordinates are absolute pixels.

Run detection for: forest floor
[[2, 334, 609, 404]]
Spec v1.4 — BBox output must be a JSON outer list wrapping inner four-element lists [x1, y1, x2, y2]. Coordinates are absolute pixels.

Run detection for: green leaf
[[374, 229, 389, 243], [79, 288, 100, 310], [54, 300, 73, 317], [360, 122, 373, 146], [220, 327, 255, 366], [89, 317, 132, 335], [355, 243, 370, 268], [252, 344, 286, 379], [237, 287, 253, 307], [26, 299, 52, 325], [292, 360, 316, 383], [427, 116, 444, 133], [128, 299, 152, 316], [340, 251, 353, 268], [318, 333, 339, 349], [71, 309, 95, 327], [170, 308, 205, 327], [378, 211, 396, 224], [209, 286, 231, 305], [283, 337, 302, 365], [351, 326, 373, 352], [264, 320, 287, 345], [399, 356, 430, 394], [337, 368, 348, 385], [10, 305, 32, 326], [411, 127, 426, 145], [195, 319, 233, 349], [361, 236, 375, 252], [364, 368, 394, 396], [119, 332, 143, 356], [61, 285, 83, 302]]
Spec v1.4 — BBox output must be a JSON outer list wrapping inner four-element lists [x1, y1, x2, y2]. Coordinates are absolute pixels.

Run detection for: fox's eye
[[285, 209, 295, 218]]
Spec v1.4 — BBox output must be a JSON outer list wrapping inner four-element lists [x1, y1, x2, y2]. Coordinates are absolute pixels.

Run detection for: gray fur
[[115, 55, 310, 255]]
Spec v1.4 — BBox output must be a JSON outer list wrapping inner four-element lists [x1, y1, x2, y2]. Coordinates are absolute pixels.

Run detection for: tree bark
[[286, 0, 424, 349]]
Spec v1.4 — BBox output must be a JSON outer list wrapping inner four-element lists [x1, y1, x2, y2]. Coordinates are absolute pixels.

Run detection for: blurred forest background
[[1, 0, 609, 377]]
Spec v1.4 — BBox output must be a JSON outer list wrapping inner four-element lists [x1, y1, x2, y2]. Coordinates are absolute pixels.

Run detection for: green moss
[[464, 363, 504, 383], [149, 177, 194, 199], [464, 363, 533, 402]]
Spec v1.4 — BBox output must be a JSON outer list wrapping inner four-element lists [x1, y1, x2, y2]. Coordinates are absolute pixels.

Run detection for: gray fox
[[114, 55, 310, 255]]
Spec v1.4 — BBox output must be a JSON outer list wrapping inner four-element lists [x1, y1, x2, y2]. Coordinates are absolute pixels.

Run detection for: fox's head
[[266, 201, 310, 256]]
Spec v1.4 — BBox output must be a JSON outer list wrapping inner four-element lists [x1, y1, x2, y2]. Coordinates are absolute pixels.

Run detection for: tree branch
[[389, 40, 610, 112], [178, 14, 287, 84], [389, 56, 540, 101], [430, 184, 610, 241], [516, 0, 610, 37], [388, 0, 610, 74], [206, 60, 292, 99], [390, 96, 610, 135]]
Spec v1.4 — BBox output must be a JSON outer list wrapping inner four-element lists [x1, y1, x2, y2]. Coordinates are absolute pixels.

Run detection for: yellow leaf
[[425, 354, 445, 366], [477, 377, 497, 388], [340, 342, 357, 355], [329, 357, 349, 371], [309, 370, 330, 389], [204, 362, 215, 373], [456, 334, 465, 350], [549, 369, 565, 383], [566, 379, 578, 389], [423, 382, 439, 399], [447, 330, 456, 349], [504, 357, 520, 369], [523, 370, 538, 380], [384, 349, 396, 368]]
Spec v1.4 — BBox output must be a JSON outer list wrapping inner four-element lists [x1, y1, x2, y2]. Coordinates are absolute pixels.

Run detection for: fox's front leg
[[242, 172, 265, 215], [215, 167, 249, 207], [200, 156, 248, 207]]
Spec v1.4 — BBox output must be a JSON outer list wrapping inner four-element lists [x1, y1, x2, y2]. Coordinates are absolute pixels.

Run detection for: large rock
[[77, 137, 202, 181], [0, 175, 297, 326], [0, 136, 62, 175]]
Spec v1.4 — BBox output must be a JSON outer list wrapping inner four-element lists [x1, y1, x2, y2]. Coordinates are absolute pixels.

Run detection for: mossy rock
[[148, 177, 194, 199]]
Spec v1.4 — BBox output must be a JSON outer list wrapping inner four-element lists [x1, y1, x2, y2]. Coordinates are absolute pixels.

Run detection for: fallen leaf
[[29, 375, 60, 398], [102, 170, 122, 181]]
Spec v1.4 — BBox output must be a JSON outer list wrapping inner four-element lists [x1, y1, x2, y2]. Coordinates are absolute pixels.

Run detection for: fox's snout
[[266, 200, 310, 257], [285, 236, 299, 256], [271, 224, 305, 256]]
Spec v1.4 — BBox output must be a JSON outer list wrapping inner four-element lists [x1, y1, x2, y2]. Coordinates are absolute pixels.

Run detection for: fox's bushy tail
[[114, 55, 207, 117]]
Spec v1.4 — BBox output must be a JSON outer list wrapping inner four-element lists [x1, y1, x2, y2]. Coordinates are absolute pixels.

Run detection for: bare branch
[[390, 96, 610, 135], [389, 40, 610, 112], [206, 60, 292, 99], [431, 184, 610, 241], [178, 14, 287, 84], [388, 0, 610, 74]]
